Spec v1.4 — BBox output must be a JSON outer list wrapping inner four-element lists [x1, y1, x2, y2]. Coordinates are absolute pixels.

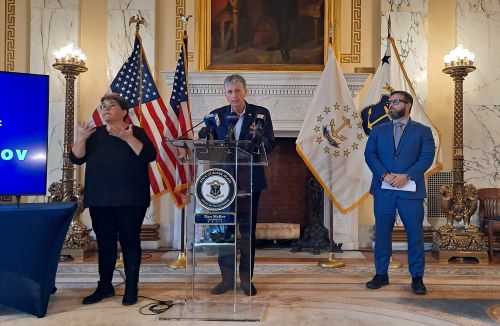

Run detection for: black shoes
[[210, 280, 258, 296], [241, 282, 257, 296], [122, 285, 138, 305], [366, 274, 389, 289], [82, 281, 141, 305], [82, 281, 115, 304], [210, 281, 233, 295], [411, 277, 427, 295], [366, 275, 427, 294]]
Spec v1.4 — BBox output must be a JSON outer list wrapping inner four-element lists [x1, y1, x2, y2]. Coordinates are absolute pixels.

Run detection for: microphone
[[203, 113, 221, 129], [225, 112, 239, 141], [254, 113, 265, 132], [198, 113, 221, 139], [198, 126, 209, 139], [252, 113, 265, 143], [251, 112, 266, 155]]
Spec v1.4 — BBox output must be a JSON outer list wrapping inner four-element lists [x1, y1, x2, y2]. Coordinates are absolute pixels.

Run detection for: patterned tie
[[394, 122, 404, 148]]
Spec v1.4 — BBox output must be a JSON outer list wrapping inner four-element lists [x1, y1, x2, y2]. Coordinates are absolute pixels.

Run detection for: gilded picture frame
[[197, 0, 333, 71]]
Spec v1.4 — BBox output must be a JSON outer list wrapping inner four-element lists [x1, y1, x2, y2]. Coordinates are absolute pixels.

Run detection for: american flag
[[91, 32, 193, 208]]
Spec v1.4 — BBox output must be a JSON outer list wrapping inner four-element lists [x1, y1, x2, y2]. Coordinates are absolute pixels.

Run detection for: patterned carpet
[[55, 262, 500, 279], [2, 260, 500, 325]]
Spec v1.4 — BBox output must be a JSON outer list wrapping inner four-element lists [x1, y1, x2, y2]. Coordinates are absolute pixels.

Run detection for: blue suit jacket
[[364, 119, 435, 199], [209, 102, 276, 192]]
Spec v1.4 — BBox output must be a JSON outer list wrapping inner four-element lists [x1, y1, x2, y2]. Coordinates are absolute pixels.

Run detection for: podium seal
[[195, 168, 236, 211]]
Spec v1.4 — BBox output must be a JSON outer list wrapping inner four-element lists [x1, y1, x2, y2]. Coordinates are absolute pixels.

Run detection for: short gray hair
[[223, 74, 247, 90]]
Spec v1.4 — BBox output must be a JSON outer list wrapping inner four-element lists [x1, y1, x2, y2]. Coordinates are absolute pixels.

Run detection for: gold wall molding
[[340, 0, 361, 63], [175, 0, 193, 61], [4, 0, 15, 71], [197, 0, 330, 71]]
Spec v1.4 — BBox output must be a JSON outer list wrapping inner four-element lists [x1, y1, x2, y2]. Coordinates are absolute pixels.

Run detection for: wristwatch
[[405, 174, 411, 180]]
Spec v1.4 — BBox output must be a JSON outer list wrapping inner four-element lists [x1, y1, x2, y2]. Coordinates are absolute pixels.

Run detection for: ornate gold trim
[[354, 67, 375, 73], [4, 0, 15, 71], [175, 0, 193, 61], [197, 0, 209, 70], [340, 0, 361, 63], [332, 0, 341, 59], [175, 0, 184, 55], [197, 0, 330, 71]]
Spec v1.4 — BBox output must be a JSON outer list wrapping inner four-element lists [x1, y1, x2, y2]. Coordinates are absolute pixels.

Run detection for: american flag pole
[[129, 15, 145, 124], [168, 14, 192, 269], [112, 15, 147, 269], [92, 15, 192, 201]]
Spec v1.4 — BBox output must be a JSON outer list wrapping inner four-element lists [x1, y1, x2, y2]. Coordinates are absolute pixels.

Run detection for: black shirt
[[70, 125, 157, 207]]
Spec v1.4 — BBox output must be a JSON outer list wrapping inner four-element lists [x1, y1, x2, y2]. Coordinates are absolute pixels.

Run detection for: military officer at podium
[[206, 74, 275, 296]]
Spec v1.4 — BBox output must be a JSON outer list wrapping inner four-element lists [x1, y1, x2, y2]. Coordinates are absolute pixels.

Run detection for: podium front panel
[[162, 139, 264, 321]]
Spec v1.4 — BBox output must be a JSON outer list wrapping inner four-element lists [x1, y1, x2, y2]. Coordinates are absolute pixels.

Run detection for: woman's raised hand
[[75, 122, 95, 143]]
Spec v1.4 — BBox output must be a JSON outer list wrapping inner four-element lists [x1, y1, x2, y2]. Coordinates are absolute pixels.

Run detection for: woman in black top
[[70, 93, 156, 306]]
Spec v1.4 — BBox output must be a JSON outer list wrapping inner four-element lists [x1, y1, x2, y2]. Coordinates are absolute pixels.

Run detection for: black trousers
[[217, 191, 261, 283], [89, 206, 147, 285]]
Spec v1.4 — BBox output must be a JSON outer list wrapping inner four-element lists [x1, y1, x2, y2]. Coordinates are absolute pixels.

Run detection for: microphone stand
[[166, 120, 203, 149], [224, 123, 236, 159], [252, 127, 264, 156], [176, 119, 204, 140], [225, 123, 235, 142], [205, 126, 212, 151]]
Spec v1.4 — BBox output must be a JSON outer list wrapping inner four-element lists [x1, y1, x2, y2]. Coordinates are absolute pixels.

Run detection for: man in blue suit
[[208, 74, 275, 296], [364, 90, 435, 295]]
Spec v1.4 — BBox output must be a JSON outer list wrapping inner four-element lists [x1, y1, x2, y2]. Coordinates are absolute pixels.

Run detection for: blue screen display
[[0, 71, 49, 195]]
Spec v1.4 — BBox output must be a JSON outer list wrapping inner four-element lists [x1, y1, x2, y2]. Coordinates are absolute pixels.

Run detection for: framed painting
[[198, 0, 332, 71]]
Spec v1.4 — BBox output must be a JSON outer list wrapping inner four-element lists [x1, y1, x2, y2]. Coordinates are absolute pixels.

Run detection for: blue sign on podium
[[194, 212, 235, 224]]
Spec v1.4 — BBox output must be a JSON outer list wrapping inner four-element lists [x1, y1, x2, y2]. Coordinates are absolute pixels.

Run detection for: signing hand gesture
[[108, 125, 144, 155], [72, 122, 95, 158], [75, 122, 96, 143], [108, 125, 135, 142]]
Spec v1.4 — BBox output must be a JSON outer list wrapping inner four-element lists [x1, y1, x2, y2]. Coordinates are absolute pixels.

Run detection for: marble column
[[458, 0, 500, 188]]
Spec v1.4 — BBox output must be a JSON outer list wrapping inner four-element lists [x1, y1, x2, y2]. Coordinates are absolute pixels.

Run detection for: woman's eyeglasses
[[388, 98, 409, 105], [99, 103, 120, 110]]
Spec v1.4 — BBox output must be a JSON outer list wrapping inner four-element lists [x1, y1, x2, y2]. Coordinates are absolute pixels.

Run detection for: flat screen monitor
[[0, 71, 49, 195]]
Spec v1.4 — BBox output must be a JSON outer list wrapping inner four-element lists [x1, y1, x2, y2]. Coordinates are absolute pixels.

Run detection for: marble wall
[[30, 0, 80, 199], [457, 0, 500, 188], [381, 0, 428, 106], [107, 0, 155, 80]]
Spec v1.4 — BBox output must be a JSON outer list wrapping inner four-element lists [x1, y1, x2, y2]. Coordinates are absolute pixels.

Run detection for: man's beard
[[389, 108, 405, 120]]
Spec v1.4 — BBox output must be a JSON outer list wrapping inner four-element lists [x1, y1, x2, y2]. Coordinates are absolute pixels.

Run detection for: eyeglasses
[[99, 103, 120, 110], [388, 98, 409, 105]]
